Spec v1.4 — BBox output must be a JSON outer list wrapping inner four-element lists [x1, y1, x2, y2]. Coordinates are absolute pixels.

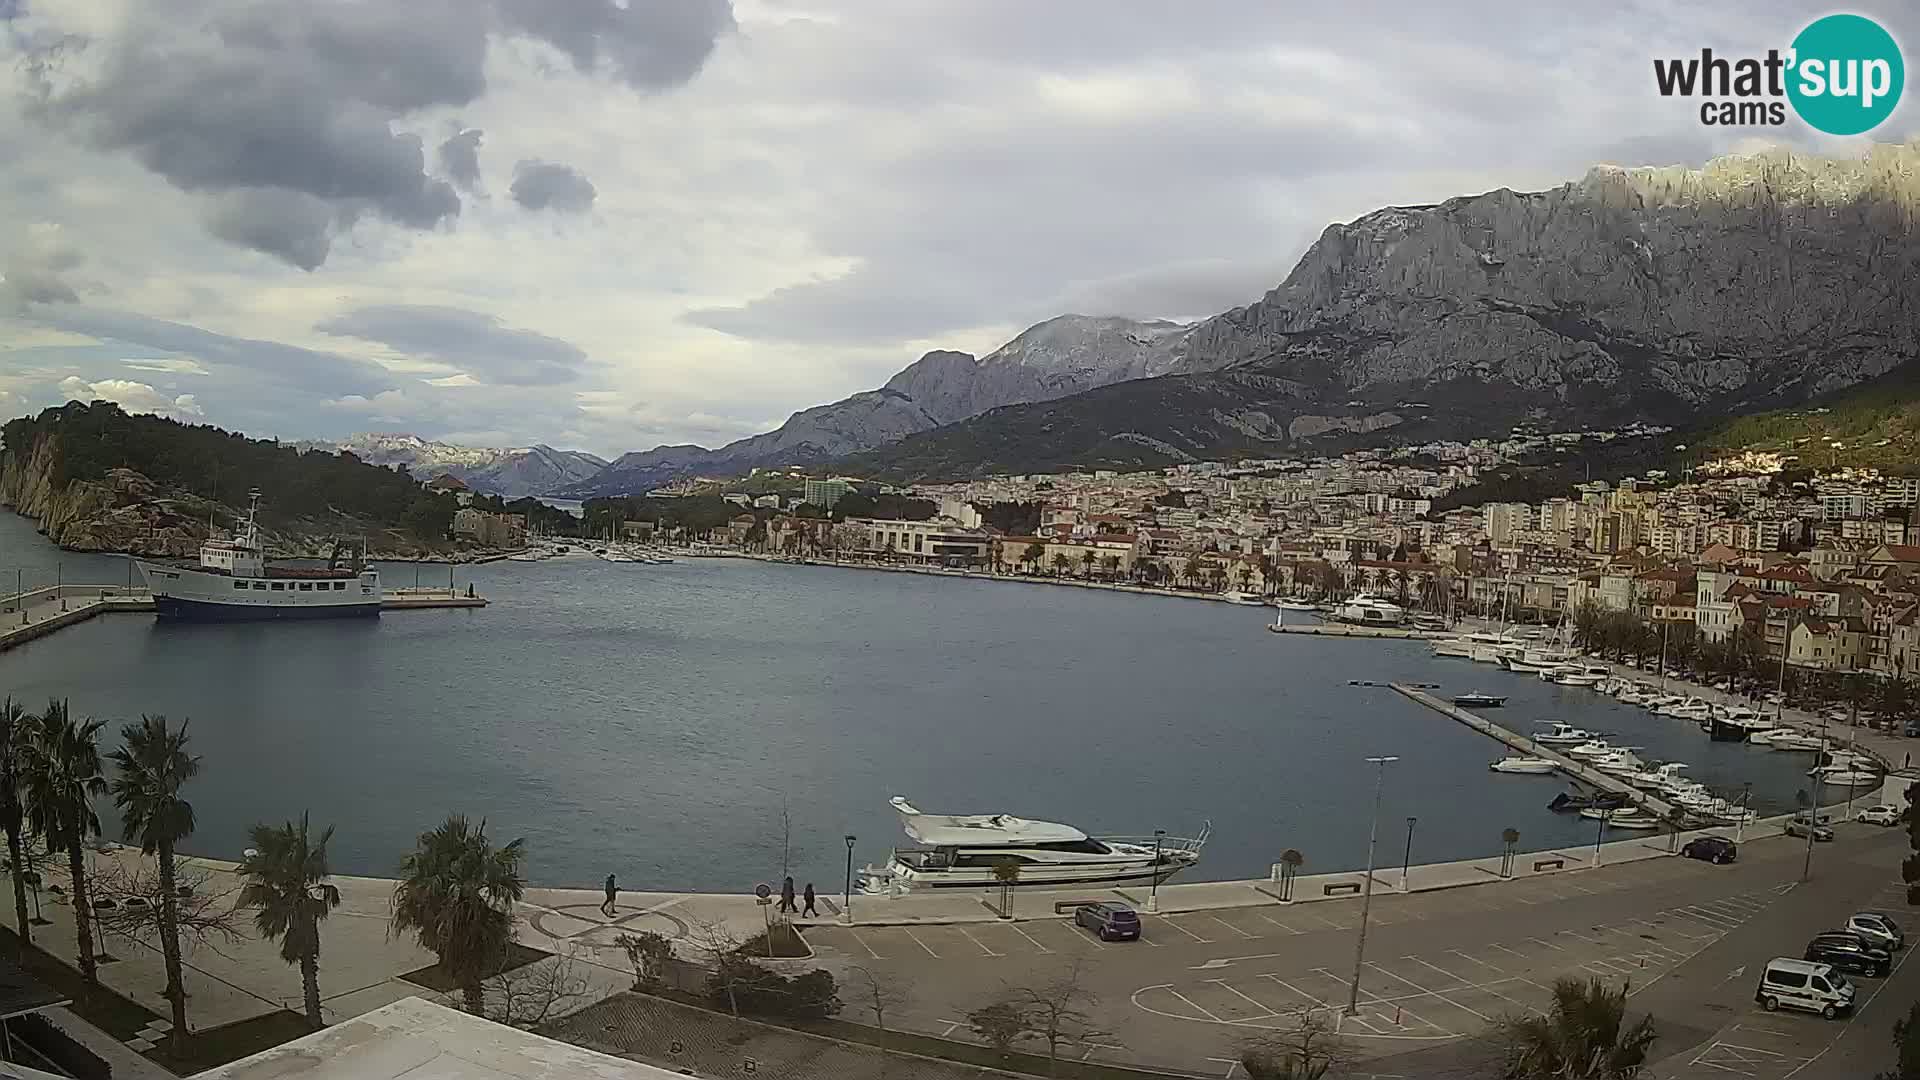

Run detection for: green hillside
[[1697, 361, 1920, 475]]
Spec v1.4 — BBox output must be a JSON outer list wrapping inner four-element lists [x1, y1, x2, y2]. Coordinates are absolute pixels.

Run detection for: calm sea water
[[0, 511, 1817, 892]]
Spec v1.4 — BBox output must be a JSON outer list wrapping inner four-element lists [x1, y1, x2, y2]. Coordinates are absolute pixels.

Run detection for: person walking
[[602, 874, 618, 917], [802, 882, 818, 918], [779, 876, 796, 914]]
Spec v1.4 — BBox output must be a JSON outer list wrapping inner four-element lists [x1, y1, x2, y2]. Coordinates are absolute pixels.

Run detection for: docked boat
[[1812, 767, 1883, 789], [857, 797, 1209, 893], [1329, 594, 1405, 626], [1273, 597, 1321, 612], [1710, 711, 1777, 743], [1222, 590, 1264, 606], [137, 492, 380, 621], [1533, 722, 1599, 745], [1767, 731, 1824, 752], [1565, 740, 1617, 759], [1453, 692, 1507, 708], [1433, 629, 1520, 659], [1490, 756, 1557, 775], [1578, 807, 1661, 828]]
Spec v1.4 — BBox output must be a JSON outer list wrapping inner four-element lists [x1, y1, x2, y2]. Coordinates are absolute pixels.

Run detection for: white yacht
[[1329, 594, 1405, 626], [1532, 722, 1598, 745], [1813, 768, 1883, 789], [857, 797, 1209, 893], [137, 492, 380, 621], [1273, 597, 1321, 612], [1489, 756, 1558, 775], [1565, 740, 1617, 759], [1768, 731, 1824, 752], [1222, 590, 1264, 606]]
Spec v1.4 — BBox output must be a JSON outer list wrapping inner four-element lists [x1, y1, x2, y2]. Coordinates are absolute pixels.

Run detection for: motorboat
[[857, 797, 1209, 893], [1626, 762, 1688, 791], [1329, 594, 1405, 626], [1590, 751, 1647, 777], [1274, 596, 1321, 612], [1811, 767, 1883, 790], [1504, 646, 1578, 673], [1550, 668, 1609, 688], [1452, 692, 1508, 708], [1222, 590, 1264, 606], [1490, 756, 1558, 775], [1565, 740, 1617, 759], [1533, 722, 1599, 745], [1658, 700, 1714, 723], [1710, 710, 1777, 743], [1579, 808, 1662, 829], [1768, 731, 1824, 752]]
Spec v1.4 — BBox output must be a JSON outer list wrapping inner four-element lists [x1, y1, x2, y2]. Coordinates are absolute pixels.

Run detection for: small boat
[[1579, 808, 1661, 829], [1565, 740, 1616, 759], [1453, 692, 1507, 708], [1330, 594, 1405, 626], [1549, 791, 1629, 813], [1222, 590, 1264, 606], [1273, 597, 1321, 611], [1490, 756, 1557, 775], [1768, 732, 1824, 752], [1813, 768, 1883, 789], [1533, 722, 1598, 745]]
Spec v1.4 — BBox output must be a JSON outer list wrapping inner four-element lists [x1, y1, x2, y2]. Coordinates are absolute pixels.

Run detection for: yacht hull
[[153, 594, 381, 621]]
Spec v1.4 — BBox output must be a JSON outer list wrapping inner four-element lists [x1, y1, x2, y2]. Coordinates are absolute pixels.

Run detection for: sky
[[1, 1, 1916, 459]]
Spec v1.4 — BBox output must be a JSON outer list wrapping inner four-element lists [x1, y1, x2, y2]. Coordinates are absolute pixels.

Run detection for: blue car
[[1074, 902, 1141, 941]]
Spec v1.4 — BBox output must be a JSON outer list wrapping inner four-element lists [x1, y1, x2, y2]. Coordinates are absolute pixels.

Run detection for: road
[[800, 822, 1916, 1078]]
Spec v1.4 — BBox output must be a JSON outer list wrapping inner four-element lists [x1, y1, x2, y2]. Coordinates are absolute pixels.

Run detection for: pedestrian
[[602, 873, 618, 917], [802, 882, 817, 918], [779, 875, 796, 913]]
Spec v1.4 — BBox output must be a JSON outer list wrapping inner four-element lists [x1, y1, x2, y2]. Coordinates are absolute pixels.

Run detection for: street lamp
[[1735, 781, 1753, 843], [1148, 829, 1166, 913], [1802, 717, 1829, 884], [1347, 755, 1399, 1016], [842, 835, 857, 926], [1592, 806, 1609, 869], [1401, 817, 1417, 891]]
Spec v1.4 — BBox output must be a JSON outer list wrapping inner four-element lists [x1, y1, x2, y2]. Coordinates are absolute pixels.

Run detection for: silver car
[[1848, 913, 1904, 951]]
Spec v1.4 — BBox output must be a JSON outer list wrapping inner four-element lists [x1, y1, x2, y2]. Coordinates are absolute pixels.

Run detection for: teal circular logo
[[1787, 14, 1904, 135]]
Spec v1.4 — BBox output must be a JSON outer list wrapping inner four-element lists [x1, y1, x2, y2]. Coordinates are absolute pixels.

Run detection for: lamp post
[[842, 835, 856, 926], [1401, 817, 1417, 891], [1148, 829, 1166, 913], [1735, 781, 1752, 843], [1591, 807, 1609, 869], [1802, 717, 1829, 884], [1347, 755, 1399, 1016]]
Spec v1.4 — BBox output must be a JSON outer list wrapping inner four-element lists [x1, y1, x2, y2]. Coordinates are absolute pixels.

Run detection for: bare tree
[[477, 945, 593, 1028], [1239, 1005, 1355, 1079], [848, 964, 911, 1031], [1009, 958, 1114, 1070], [614, 930, 674, 991], [684, 916, 750, 1016], [967, 999, 1030, 1056], [90, 859, 244, 962]]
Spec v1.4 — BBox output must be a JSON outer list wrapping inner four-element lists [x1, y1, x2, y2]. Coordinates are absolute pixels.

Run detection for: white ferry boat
[[137, 492, 380, 621], [858, 797, 1208, 893], [1329, 594, 1405, 626]]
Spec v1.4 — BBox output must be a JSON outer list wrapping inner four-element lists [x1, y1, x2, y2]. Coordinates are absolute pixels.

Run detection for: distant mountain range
[[301, 434, 607, 498], [355, 144, 1920, 494]]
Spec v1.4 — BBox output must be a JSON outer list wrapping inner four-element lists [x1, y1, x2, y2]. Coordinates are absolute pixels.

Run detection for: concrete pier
[[0, 583, 487, 652], [1391, 682, 1678, 818]]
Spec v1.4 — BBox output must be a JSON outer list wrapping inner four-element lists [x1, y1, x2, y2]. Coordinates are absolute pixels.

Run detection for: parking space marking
[[1490, 943, 1528, 960], [1403, 956, 1471, 989], [1320, 967, 1444, 1034], [1165, 987, 1226, 1023], [1301, 910, 1351, 931], [1160, 917, 1213, 944], [903, 928, 939, 958], [1449, 949, 1504, 975], [1366, 962, 1492, 1022], [1560, 929, 1605, 945], [1210, 915, 1258, 940], [1208, 979, 1281, 1021], [957, 927, 1001, 957], [847, 928, 882, 959], [1678, 906, 1741, 930], [1256, 912, 1304, 935], [1527, 936, 1565, 952], [1008, 923, 1054, 955]]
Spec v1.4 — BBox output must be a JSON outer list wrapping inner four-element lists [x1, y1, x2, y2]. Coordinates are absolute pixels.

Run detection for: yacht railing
[[1098, 822, 1212, 856]]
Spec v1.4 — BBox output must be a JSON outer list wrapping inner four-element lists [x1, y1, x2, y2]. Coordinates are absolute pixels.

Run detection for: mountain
[[845, 144, 1920, 481], [310, 433, 607, 497], [564, 315, 1197, 496], [1696, 357, 1920, 475]]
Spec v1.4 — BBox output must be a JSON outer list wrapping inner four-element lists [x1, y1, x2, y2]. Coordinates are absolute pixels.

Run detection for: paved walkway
[[42, 1005, 177, 1080]]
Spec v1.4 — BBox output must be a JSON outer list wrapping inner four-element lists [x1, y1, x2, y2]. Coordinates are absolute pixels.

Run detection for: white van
[[1756, 958, 1856, 1018]]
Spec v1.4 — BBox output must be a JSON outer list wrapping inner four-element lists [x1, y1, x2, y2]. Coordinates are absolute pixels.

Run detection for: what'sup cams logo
[[1654, 13, 1904, 135]]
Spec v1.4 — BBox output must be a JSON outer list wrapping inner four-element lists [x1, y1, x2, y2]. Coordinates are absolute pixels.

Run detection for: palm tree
[[109, 714, 201, 1054], [239, 814, 340, 1029], [1049, 552, 1072, 577], [1022, 542, 1045, 573], [24, 700, 106, 987], [390, 814, 527, 1015], [1079, 550, 1095, 579], [1495, 976, 1657, 1078], [1101, 555, 1120, 579], [0, 698, 38, 952]]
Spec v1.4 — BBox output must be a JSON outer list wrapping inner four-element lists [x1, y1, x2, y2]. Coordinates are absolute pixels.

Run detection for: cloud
[[17, 0, 729, 265], [316, 304, 592, 386], [121, 357, 210, 375], [1, 223, 85, 311], [36, 307, 397, 399], [58, 376, 204, 421], [438, 128, 485, 191], [510, 160, 596, 213]]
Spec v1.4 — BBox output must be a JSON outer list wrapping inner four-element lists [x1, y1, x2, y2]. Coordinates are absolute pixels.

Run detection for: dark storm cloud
[[510, 160, 597, 213], [39, 307, 399, 399], [19, 0, 730, 266], [492, 0, 736, 91], [203, 189, 339, 271], [317, 304, 592, 386], [438, 129, 485, 191]]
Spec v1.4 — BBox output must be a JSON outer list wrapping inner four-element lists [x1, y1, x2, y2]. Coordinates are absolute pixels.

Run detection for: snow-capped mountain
[[307, 434, 607, 497], [565, 315, 1197, 496]]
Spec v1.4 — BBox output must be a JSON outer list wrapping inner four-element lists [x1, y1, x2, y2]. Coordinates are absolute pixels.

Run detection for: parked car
[[1804, 932, 1892, 977], [1758, 958, 1855, 1018], [1848, 913, 1905, 951], [1073, 902, 1141, 941], [1680, 836, 1738, 864], [1786, 819, 1835, 842], [1857, 804, 1903, 827]]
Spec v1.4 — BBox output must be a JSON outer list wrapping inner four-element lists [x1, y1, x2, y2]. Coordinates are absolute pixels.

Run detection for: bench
[[1323, 882, 1362, 896], [1532, 857, 1565, 872]]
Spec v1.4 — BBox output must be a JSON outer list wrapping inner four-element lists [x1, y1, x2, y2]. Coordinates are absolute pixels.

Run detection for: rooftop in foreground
[[198, 997, 692, 1080]]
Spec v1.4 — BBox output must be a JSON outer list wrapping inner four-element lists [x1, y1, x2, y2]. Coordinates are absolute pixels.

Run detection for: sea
[[0, 511, 1823, 892]]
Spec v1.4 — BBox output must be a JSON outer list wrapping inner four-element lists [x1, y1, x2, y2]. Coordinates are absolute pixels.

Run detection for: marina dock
[[1, 583, 488, 652], [1268, 623, 1445, 640], [1391, 682, 1678, 819]]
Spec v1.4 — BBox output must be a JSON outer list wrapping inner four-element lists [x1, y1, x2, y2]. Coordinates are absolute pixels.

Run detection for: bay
[[0, 511, 1814, 892]]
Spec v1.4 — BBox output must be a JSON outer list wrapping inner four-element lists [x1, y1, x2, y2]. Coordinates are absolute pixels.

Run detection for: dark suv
[[1680, 836, 1738, 864], [1804, 932, 1892, 977], [1073, 902, 1141, 941]]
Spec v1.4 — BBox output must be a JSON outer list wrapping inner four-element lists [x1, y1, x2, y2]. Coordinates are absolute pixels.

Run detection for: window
[[233, 581, 247, 590], [953, 853, 1034, 868], [270, 583, 284, 591], [334, 581, 347, 591], [253, 582, 267, 590], [1810, 977, 1831, 992], [1766, 969, 1807, 988], [298, 582, 313, 591]]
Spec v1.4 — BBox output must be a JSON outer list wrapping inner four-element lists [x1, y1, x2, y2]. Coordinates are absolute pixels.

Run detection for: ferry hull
[[153, 595, 381, 621]]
